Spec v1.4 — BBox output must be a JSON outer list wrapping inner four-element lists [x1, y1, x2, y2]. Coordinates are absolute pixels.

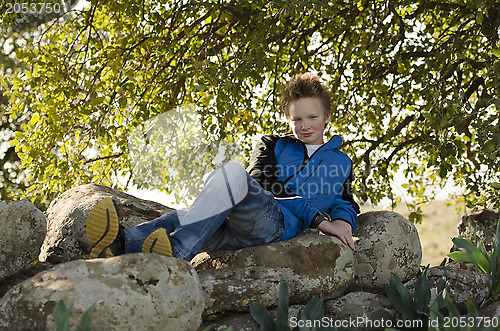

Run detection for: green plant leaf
[[474, 236, 489, 262], [75, 302, 96, 331], [249, 301, 275, 331], [385, 273, 417, 320], [428, 308, 445, 331], [447, 251, 474, 262], [299, 295, 325, 321], [414, 265, 431, 314], [465, 300, 477, 318], [275, 282, 289, 331], [54, 300, 72, 331], [431, 275, 449, 312], [451, 237, 491, 273], [490, 222, 500, 300], [444, 296, 461, 319]]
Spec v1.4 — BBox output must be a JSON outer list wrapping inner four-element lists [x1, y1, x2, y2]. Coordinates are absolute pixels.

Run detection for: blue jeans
[[124, 162, 285, 261]]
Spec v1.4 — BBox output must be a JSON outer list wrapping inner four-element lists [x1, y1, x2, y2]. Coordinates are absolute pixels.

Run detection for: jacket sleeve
[[329, 167, 360, 231], [276, 195, 322, 228], [247, 135, 321, 227], [246, 135, 297, 198]]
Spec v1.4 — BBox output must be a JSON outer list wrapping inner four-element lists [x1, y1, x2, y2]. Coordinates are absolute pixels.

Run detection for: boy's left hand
[[317, 219, 355, 251]]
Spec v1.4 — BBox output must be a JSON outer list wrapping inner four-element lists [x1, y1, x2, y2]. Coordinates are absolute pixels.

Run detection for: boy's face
[[287, 97, 331, 145]]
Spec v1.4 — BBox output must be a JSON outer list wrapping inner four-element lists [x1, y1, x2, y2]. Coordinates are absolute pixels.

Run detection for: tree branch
[[84, 153, 124, 164]]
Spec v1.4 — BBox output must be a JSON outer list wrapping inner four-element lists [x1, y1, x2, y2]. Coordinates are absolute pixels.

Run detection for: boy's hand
[[317, 219, 355, 251]]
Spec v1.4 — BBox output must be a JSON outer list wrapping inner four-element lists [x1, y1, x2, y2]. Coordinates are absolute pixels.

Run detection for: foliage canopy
[[2, 0, 500, 218]]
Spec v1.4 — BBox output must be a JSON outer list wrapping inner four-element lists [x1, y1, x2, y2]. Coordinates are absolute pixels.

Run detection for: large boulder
[[350, 211, 422, 293], [457, 210, 499, 249], [0, 262, 54, 299], [39, 183, 174, 264], [325, 292, 398, 326], [404, 266, 491, 313], [0, 199, 46, 281], [192, 230, 355, 317], [0, 254, 204, 330]]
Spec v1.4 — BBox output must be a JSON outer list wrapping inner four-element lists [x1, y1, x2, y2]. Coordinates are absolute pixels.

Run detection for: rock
[[0, 199, 46, 281], [457, 210, 499, 249], [404, 266, 491, 313], [202, 313, 260, 331], [479, 300, 500, 319], [0, 262, 54, 299], [0, 254, 204, 330], [350, 211, 422, 293], [325, 292, 398, 327], [445, 260, 478, 273], [201, 304, 305, 331], [192, 230, 355, 317], [39, 183, 174, 264]]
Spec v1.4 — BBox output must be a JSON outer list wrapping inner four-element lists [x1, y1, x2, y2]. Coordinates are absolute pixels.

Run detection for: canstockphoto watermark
[[290, 316, 500, 329], [289, 316, 425, 329]]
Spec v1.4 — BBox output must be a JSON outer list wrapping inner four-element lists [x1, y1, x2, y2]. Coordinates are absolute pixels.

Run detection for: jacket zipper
[[283, 139, 327, 184], [303, 159, 324, 183]]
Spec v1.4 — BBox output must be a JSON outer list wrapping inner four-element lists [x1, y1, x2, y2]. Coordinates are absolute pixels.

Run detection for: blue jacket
[[247, 134, 359, 240]]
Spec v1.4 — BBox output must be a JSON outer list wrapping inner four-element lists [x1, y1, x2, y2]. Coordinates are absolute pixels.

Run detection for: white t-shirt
[[306, 144, 323, 157]]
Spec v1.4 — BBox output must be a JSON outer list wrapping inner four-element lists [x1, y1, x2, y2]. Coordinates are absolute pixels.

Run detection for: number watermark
[[429, 316, 499, 328], [5, 1, 72, 15]]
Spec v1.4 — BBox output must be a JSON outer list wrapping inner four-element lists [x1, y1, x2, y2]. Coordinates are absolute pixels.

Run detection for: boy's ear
[[325, 113, 331, 124]]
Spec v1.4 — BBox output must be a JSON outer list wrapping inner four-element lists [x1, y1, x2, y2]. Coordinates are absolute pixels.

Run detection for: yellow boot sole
[[86, 197, 119, 259], [142, 228, 172, 257]]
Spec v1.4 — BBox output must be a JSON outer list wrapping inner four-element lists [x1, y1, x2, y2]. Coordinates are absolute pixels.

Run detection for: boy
[[86, 73, 359, 261]]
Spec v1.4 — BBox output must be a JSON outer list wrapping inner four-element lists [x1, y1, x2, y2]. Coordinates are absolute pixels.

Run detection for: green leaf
[[54, 300, 72, 331], [118, 96, 127, 108], [356, 0, 364, 11], [275, 282, 289, 331], [385, 273, 417, 320], [451, 237, 491, 273], [414, 266, 431, 313], [90, 96, 105, 106], [447, 251, 474, 262], [477, 11, 484, 24], [430, 276, 448, 312], [474, 236, 489, 261], [465, 300, 477, 318], [444, 296, 461, 318], [428, 308, 445, 331], [490, 222, 500, 299], [75, 302, 96, 331], [249, 301, 275, 330], [299, 295, 324, 321]]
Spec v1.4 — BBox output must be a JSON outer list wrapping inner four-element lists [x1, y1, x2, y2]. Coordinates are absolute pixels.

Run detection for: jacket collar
[[282, 133, 343, 150]]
